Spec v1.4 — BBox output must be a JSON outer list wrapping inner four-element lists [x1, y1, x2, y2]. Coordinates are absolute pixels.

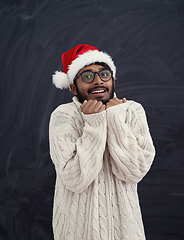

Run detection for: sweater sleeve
[[49, 105, 107, 193], [106, 101, 155, 184]]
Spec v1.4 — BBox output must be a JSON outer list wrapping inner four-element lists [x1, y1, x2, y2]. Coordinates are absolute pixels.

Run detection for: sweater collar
[[72, 96, 82, 109]]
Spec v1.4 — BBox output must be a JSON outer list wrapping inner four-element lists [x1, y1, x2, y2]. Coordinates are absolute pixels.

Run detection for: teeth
[[91, 90, 105, 94]]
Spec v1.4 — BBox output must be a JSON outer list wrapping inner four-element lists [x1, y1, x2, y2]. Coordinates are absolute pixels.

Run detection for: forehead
[[78, 64, 105, 74]]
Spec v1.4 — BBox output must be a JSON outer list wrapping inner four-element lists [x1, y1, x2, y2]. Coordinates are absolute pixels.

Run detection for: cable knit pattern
[[49, 96, 155, 240]]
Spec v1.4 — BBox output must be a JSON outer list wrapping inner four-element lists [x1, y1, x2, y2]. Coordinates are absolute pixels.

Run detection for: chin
[[101, 98, 110, 104], [102, 92, 114, 104]]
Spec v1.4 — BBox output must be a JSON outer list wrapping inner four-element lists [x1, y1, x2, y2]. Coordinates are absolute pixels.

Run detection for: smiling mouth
[[89, 87, 108, 94], [91, 89, 106, 94]]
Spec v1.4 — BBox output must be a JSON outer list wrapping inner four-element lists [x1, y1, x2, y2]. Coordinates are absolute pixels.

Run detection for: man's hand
[[106, 97, 126, 109], [80, 100, 106, 114]]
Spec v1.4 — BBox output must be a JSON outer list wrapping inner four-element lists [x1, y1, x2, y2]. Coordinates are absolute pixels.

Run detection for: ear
[[70, 84, 77, 95]]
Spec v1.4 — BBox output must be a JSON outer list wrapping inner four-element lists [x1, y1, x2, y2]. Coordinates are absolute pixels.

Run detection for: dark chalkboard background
[[0, 0, 184, 239]]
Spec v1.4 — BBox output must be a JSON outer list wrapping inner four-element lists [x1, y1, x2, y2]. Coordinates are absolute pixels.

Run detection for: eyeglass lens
[[82, 70, 112, 83]]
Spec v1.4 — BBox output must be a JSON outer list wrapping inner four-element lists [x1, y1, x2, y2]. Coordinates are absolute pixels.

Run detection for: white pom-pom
[[52, 71, 70, 89]]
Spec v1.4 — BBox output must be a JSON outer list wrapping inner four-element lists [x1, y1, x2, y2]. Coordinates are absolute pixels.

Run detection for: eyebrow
[[84, 67, 105, 72]]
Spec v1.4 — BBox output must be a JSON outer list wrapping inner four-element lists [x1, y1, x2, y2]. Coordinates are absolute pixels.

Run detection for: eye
[[82, 71, 94, 81], [101, 72, 108, 76], [84, 74, 92, 79], [100, 70, 111, 79]]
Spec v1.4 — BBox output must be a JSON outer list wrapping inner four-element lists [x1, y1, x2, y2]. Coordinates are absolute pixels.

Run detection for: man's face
[[70, 64, 115, 104]]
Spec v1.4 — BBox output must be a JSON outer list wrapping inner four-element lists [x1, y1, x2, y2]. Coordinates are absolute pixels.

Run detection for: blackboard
[[0, 0, 184, 239]]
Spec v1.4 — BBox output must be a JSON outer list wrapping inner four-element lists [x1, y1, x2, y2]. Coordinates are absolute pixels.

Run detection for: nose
[[93, 72, 103, 85]]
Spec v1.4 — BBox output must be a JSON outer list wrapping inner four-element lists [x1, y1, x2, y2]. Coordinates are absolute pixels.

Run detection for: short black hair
[[94, 62, 111, 71]]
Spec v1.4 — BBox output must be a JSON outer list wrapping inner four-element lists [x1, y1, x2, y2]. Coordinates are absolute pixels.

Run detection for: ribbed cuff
[[106, 103, 127, 118], [82, 110, 107, 127]]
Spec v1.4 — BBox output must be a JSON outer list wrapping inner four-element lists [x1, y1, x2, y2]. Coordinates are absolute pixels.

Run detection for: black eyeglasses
[[74, 69, 113, 83]]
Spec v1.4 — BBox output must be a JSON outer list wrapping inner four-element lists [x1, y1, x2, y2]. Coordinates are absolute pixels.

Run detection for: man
[[49, 44, 155, 240]]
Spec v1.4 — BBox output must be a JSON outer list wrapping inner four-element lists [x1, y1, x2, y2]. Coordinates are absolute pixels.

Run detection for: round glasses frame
[[74, 69, 113, 83]]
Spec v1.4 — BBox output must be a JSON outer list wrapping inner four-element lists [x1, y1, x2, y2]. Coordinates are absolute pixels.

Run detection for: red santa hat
[[52, 44, 116, 89]]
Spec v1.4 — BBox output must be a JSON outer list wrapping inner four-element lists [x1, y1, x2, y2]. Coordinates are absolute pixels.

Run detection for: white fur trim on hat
[[68, 50, 116, 83], [52, 71, 69, 89]]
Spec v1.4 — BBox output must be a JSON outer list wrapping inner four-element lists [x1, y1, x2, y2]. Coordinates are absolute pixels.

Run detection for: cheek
[[80, 83, 91, 93], [76, 79, 89, 92], [76, 84, 90, 99], [79, 86, 88, 95], [107, 80, 114, 91]]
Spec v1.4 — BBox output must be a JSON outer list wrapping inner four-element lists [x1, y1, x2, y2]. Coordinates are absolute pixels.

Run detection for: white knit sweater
[[49, 96, 155, 240]]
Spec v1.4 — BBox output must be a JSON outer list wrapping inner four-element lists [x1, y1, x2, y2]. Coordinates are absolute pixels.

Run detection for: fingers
[[80, 100, 87, 109], [99, 104, 106, 112], [106, 97, 126, 109], [122, 98, 126, 103], [80, 100, 105, 114], [80, 97, 127, 113], [109, 97, 122, 105]]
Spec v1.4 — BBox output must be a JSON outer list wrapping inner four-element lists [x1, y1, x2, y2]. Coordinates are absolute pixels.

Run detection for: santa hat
[[52, 44, 116, 89]]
